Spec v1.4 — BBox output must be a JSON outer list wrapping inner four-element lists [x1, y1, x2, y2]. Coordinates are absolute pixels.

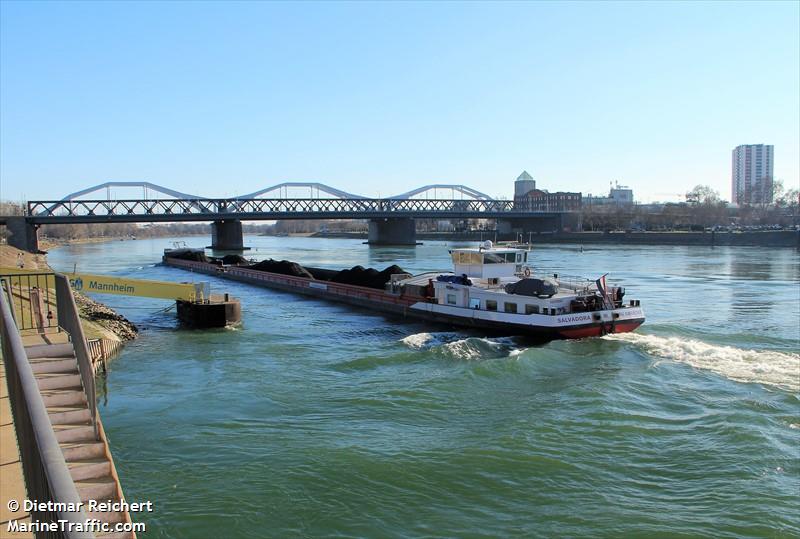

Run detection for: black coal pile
[[330, 264, 406, 290], [165, 249, 209, 263], [221, 254, 249, 265], [306, 267, 339, 281], [249, 259, 314, 279], [244, 258, 407, 290]]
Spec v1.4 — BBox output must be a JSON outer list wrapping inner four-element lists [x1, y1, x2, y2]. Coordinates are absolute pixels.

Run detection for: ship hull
[[162, 256, 644, 340]]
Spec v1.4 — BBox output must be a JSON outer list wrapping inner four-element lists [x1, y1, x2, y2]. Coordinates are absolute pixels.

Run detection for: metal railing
[[54, 274, 97, 438], [528, 267, 597, 295], [0, 282, 94, 538], [0, 273, 58, 332]]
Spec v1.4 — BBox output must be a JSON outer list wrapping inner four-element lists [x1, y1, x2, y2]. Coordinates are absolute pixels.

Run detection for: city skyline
[[1, 1, 798, 204]]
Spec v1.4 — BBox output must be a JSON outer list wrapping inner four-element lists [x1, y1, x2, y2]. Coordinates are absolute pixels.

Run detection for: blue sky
[[1, 1, 798, 203]]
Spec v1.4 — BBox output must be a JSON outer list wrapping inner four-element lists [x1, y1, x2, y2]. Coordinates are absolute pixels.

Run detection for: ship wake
[[605, 333, 800, 392], [401, 332, 525, 360]]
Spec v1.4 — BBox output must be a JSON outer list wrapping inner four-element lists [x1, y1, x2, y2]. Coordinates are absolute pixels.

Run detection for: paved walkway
[[0, 354, 33, 538]]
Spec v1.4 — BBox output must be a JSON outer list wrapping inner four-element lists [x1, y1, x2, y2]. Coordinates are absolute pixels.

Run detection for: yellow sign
[[67, 273, 207, 301], [0, 269, 208, 301]]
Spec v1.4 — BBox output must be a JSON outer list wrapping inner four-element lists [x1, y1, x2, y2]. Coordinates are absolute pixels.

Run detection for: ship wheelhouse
[[450, 247, 528, 280]]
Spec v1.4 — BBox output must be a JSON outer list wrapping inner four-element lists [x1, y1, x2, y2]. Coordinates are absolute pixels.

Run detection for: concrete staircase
[[26, 342, 134, 539]]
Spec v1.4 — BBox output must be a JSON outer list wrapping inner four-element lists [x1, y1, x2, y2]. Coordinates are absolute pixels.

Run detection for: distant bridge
[[7, 181, 580, 250]]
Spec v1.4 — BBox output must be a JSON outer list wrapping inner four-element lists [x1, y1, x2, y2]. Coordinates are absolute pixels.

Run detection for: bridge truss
[[25, 197, 555, 224]]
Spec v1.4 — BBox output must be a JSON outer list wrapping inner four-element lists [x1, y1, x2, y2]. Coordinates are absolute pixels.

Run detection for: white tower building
[[732, 144, 774, 205]]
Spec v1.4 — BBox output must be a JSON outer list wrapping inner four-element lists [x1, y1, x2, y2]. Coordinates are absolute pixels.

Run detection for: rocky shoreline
[[73, 291, 138, 341]]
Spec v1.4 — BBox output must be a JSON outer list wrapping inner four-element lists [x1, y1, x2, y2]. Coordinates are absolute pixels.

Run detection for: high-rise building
[[732, 144, 774, 205], [514, 170, 536, 198]]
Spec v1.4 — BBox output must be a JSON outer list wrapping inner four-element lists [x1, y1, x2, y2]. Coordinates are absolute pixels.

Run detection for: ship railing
[[529, 268, 597, 295]]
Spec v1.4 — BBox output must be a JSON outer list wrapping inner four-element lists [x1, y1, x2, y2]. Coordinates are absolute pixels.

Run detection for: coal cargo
[[241, 257, 409, 291], [165, 249, 209, 263], [221, 254, 250, 265], [249, 259, 314, 279]]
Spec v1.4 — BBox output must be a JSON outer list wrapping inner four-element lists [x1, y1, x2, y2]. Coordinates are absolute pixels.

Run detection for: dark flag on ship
[[595, 274, 613, 309]]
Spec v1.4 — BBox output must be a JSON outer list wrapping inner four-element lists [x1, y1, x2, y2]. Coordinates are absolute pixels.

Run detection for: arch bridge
[[6, 181, 580, 250]]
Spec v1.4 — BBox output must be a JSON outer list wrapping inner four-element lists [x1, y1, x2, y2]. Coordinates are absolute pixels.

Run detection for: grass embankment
[[0, 245, 137, 342]]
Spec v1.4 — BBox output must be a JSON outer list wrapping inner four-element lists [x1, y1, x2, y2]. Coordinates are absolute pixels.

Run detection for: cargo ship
[[162, 241, 644, 340]]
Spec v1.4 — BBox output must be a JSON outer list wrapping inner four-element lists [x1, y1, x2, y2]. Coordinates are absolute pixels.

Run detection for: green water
[[48, 237, 800, 538]]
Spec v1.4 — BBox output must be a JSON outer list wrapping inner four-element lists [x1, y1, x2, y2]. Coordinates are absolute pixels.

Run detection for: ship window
[[453, 252, 481, 265], [504, 302, 518, 313], [525, 304, 539, 314], [486, 300, 497, 311], [484, 253, 504, 264], [469, 298, 480, 309], [446, 293, 457, 305]]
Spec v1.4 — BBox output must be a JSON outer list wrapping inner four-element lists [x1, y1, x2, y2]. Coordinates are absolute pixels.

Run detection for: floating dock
[[176, 295, 241, 328]]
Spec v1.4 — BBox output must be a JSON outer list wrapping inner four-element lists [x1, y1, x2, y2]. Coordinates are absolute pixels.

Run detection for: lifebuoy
[[523, 267, 531, 278]]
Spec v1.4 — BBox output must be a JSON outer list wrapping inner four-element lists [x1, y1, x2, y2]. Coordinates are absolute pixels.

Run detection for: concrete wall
[[516, 230, 799, 247], [315, 230, 799, 248]]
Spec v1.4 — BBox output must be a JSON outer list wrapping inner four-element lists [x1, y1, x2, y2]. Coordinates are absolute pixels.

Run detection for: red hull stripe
[[558, 320, 644, 339]]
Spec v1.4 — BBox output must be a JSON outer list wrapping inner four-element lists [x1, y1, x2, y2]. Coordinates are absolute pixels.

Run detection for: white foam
[[440, 338, 488, 360], [605, 333, 800, 392], [401, 333, 526, 360], [400, 332, 461, 350]]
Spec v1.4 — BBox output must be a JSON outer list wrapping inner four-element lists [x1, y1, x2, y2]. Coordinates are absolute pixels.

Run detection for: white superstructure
[[397, 241, 645, 338]]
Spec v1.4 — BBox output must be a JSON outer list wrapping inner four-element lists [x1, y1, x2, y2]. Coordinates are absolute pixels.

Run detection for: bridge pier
[[210, 219, 246, 250], [5, 217, 40, 252], [368, 218, 417, 245]]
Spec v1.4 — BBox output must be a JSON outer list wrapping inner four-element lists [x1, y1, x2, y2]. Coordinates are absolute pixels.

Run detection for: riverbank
[[39, 233, 210, 251], [311, 229, 800, 247]]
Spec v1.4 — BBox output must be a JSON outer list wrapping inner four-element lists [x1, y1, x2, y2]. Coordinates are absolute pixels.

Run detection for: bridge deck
[[25, 197, 572, 224]]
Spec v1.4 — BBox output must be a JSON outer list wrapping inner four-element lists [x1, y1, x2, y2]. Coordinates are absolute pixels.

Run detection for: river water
[[48, 237, 799, 538]]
